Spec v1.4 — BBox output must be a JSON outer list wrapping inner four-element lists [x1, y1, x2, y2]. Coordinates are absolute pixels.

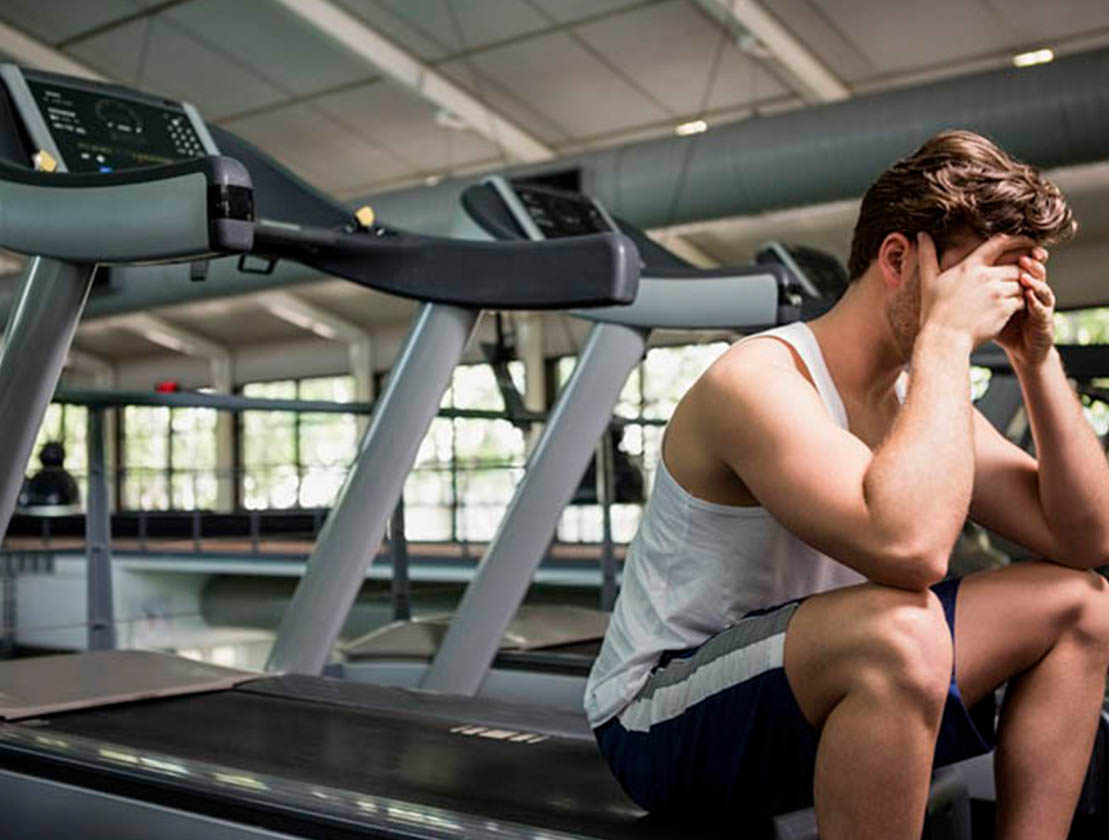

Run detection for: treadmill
[[342, 177, 814, 708], [0, 66, 723, 840]]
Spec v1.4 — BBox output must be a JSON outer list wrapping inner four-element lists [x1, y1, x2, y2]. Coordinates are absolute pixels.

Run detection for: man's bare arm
[[708, 326, 973, 589], [706, 233, 1027, 590], [972, 248, 1109, 567], [1018, 350, 1109, 565]]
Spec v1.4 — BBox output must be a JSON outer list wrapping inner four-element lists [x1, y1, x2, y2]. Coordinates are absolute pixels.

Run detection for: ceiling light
[[735, 32, 771, 59], [1012, 48, 1054, 68], [675, 119, 708, 137], [424, 174, 443, 187], [434, 108, 469, 131], [265, 301, 337, 340], [140, 329, 190, 354]]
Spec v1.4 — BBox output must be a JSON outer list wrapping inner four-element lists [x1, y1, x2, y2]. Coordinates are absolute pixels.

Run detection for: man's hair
[[847, 130, 1076, 280]]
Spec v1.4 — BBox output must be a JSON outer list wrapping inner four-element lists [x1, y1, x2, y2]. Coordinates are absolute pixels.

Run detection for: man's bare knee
[[1053, 566, 1109, 655], [852, 587, 952, 716], [788, 585, 952, 728]]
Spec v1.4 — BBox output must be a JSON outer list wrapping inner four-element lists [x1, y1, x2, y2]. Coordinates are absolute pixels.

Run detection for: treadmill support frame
[[422, 322, 648, 695], [268, 303, 480, 675], [0, 257, 96, 539]]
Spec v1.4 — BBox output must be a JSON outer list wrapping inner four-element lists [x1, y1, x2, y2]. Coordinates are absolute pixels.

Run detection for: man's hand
[[916, 232, 1029, 349], [996, 246, 1055, 368]]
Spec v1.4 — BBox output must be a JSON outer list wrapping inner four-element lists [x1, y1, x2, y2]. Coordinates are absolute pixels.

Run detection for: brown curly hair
[[847, 130, 1076, 280]]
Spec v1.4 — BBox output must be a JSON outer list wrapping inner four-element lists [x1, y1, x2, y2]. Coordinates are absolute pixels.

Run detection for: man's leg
[[953, 561, 1109, 840], [783, 584, 954, 840]]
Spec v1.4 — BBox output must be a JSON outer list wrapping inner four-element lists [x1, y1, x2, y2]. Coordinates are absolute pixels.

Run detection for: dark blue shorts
[[594, 577, 995, 822]]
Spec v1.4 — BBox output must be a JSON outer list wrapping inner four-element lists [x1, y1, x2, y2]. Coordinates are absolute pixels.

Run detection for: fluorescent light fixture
[[1013, 48, 1054, 68], [265, 301, 339, 340], [141, 328, 191, 354], [434, 108, 469, 131], [676, 119, 708, 137]]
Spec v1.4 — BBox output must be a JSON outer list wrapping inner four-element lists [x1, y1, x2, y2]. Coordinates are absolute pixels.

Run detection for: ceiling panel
[[74, 325, 178, 361], [154, 301, 308, 345], [435, 59, 574, 144], [367, 0, 550, 55], [313, 79, 501, 175], [808, 0, 1017, 75], [574, 1, 792, 117], [295, 280, 419, 326], [0, 0, 143, 47], [981, 0, 1109, 43], [757, 0, 875, 83], [165, 0, 373, 99], [333, 0, 452, 61], [222, 102, 414, 195], [527, 0, 655, 25], [440, 31, 668, 141], [68, 18, 286, 119]]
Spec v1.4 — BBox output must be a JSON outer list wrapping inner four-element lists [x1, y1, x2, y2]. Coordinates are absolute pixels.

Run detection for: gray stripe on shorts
[[637, 601, 799, 702]]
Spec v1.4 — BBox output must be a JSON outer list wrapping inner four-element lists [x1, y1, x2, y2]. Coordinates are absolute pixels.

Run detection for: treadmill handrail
[[252, 221, 641, 310], [0, 156, 254, 262], [571, 265, 791, 329]]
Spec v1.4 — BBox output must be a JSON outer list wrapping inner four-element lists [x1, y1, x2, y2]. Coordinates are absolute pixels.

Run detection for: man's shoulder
[[699, 335, 812, 402]]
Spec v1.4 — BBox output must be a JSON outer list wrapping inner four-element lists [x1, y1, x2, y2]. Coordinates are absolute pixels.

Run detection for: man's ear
[[876, 233, 913, 289]]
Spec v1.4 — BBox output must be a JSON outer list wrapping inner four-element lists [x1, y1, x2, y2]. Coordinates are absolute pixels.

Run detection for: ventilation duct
[[370, 47, 1109, 237]]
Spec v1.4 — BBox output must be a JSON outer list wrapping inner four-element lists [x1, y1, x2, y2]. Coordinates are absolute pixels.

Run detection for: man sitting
[[586, 130, 1109, 839]]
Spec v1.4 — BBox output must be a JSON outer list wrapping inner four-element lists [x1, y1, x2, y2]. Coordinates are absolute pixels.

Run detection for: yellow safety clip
[[33, 149, 58, 173], [354, 205, 375, 229]]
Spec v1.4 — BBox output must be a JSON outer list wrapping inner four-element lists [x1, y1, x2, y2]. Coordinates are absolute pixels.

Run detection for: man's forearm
[[863, 326, 976, 566], [1016, 347, 1109, 564]]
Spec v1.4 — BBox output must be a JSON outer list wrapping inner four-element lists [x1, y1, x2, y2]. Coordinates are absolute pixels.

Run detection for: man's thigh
[[783, 582, 949, 729], [953, 560, 1108, 707]]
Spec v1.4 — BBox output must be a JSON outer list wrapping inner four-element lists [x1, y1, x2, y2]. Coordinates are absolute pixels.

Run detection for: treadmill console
[[5, 67, 213, 173], [513, 185, 615, 239]]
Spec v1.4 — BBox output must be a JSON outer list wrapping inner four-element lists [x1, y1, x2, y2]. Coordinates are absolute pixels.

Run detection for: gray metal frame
[[267, 304, 479, 675], [571, 272, 782, 329], [85, 407, 115, 650], [0, 258, 96, 545], [423, 322, 646, 693]]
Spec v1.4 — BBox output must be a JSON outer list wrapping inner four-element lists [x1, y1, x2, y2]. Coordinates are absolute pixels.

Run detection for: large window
[[405, 363, 526, 541], [121, 406, 217, 510], [557, 342, 730, 543], [241, 376, 358, 509]]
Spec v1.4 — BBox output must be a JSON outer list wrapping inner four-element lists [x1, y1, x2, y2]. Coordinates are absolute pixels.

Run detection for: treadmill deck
[[0, 675, 719, 839]]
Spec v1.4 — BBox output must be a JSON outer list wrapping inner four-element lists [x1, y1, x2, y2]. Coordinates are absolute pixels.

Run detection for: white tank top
[[585, 321, 893, 728]]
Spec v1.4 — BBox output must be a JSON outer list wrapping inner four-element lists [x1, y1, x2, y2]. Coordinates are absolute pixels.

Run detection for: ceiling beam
[[119, 312, 229, 359], [696, 0, 849, 104], [272, 0, 554, 164], [0, 20, 107, 80], [258, 290, 369, 343]]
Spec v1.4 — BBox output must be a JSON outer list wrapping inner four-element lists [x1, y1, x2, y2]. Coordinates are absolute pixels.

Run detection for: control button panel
[[515, 186, 614, 238], [26, 78, 208, 174]]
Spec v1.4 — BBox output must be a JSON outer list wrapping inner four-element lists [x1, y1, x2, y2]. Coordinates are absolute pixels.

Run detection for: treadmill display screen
[[514, 186, 614, 239], [26, 79, 207, 174]]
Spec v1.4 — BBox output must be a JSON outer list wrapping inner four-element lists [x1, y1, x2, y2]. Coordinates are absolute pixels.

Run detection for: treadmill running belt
[[32, 688, 704, 839]]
